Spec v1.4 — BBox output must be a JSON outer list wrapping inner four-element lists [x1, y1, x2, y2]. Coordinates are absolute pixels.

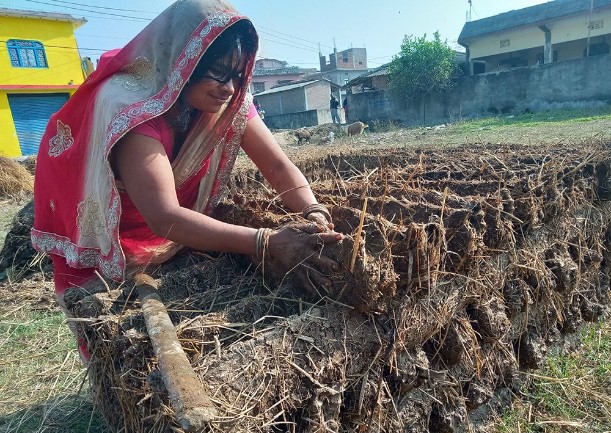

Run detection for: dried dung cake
[[2, 141, 611, 432]]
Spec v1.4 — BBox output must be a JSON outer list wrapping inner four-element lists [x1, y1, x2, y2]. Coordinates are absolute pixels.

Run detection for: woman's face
[[182, 49, 245, 114]]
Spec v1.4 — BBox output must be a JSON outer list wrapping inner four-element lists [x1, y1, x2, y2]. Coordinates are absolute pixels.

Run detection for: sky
[[4, 0, 551, 68]]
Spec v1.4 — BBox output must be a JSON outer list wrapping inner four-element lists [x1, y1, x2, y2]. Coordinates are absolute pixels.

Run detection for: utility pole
[[467, 0, 472, 22], [586, 0, 594, 57], [333, 37, 339, 91]]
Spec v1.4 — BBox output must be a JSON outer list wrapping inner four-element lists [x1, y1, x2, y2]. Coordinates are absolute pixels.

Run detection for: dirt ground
[[0, 202, 20, 248], [269, 116, 611, 154], [1, 115, 610, 433]]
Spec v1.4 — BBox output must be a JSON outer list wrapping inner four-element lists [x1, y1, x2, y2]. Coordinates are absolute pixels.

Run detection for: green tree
[[388, 31, 457, 123]]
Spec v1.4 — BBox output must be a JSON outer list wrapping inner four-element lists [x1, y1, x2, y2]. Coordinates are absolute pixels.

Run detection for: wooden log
[[135, 273, 217, 431]]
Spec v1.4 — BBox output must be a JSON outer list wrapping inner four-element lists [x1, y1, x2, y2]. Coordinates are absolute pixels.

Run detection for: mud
[[1, 140, 610, 432]]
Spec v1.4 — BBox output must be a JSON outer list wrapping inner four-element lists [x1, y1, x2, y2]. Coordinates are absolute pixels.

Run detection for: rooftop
[[253, 66, 302, 76], [458, 0, 611, 44], [0, 7, 87, 28], [342, 64, 389, 89]]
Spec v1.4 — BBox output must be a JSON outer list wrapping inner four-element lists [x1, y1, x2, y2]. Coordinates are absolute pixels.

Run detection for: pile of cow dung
[[7, 141, 611, 432]]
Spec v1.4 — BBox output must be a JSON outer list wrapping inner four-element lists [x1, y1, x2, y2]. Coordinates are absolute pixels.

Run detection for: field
[[0, 108, 610, 433]]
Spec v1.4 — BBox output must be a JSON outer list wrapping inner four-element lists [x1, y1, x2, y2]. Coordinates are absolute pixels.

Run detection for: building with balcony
[[458, 0, 611, 74]]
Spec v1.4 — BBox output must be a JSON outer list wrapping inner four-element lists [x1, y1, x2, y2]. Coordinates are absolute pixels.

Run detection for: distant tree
[[388, 31, 457, 123]]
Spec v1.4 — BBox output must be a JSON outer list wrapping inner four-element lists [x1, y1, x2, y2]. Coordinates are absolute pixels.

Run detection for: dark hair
[[190, 20, 257, 84]]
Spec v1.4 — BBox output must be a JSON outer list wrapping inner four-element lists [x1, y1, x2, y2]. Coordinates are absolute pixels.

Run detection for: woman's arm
[[110, 132, 260, 256], [240, 114, 318, 212], [112, 124, 342, 293]]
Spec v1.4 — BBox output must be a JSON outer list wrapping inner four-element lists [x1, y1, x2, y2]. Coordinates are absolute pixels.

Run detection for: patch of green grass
[[0, 308, 109, 433], [369, 119, 404, 133], [0, 309, 65, 342], [451, 106, 611, 134], [495, 320, 611, 433], [0, 395, 109, 433]]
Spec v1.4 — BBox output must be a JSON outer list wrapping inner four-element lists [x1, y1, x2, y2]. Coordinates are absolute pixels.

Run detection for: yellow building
[[0, 8, 86, 157], [459, 0, 611, 74]]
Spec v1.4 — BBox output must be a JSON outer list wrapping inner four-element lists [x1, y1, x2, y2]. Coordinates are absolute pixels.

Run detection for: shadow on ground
[[0, 393, 109, 433]]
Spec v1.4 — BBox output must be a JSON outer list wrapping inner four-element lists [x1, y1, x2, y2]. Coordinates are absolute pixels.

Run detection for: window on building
[[253, 82, 265, 93], [7, 40, 48, 68], [585, 42, 610, 57], [473, 61, 486, 74]]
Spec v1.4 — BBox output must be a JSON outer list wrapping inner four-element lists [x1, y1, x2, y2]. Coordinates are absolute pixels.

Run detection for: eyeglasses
[[200, 70, 244, 85]]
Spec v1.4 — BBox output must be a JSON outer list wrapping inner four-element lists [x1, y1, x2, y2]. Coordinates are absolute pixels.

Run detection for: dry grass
[[0, 158, 33, 200], [21, 156, 37, 176], [1, 109, 610, 432], [0, 157, 32, 253], [0, 283, 607, 433], [74, 138, 611, 431]]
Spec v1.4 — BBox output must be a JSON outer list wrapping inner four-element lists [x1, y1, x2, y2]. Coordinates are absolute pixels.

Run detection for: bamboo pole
[[135, 273, 217, 432]]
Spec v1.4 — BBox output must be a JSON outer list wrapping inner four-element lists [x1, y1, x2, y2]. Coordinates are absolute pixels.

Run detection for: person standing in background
[[330, 94, 340, 125]]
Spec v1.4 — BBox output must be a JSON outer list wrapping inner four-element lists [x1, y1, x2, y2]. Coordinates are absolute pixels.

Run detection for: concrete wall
[[321, 48, 368, 72], [0, 92, 19, 157], [335, 48, 368, 70], [470, 26, 546, 60], [305, 82, 331, 110], [473, 35, 610, 73], [255, 87, 307, 116], [349, 54, 611, 126], [255, 81, 332, 119], [263, 109, 333, 130]]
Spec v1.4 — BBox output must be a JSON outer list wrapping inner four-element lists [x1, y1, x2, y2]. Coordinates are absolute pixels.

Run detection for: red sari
[[32, 1, 258, 295]]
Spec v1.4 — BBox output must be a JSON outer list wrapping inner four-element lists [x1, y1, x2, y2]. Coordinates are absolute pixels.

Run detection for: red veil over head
[[32, 0, 258, 281]]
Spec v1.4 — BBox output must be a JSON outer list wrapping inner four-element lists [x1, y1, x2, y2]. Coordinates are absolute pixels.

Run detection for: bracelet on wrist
[[302, 203, 332, 223], [255, 228, 272, 261]]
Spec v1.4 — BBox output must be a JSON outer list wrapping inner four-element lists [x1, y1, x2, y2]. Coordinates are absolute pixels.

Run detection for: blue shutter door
[[8, 94, 69, 156]]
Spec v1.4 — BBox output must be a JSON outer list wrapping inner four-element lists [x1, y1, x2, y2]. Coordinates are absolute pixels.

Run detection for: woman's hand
[[303, 203, 334, 231], [305, 211, 335, 231], [265, 222, 343, 295]]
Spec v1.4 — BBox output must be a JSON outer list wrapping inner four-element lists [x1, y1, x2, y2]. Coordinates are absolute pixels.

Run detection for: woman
[[31, 0, 342, 360]]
